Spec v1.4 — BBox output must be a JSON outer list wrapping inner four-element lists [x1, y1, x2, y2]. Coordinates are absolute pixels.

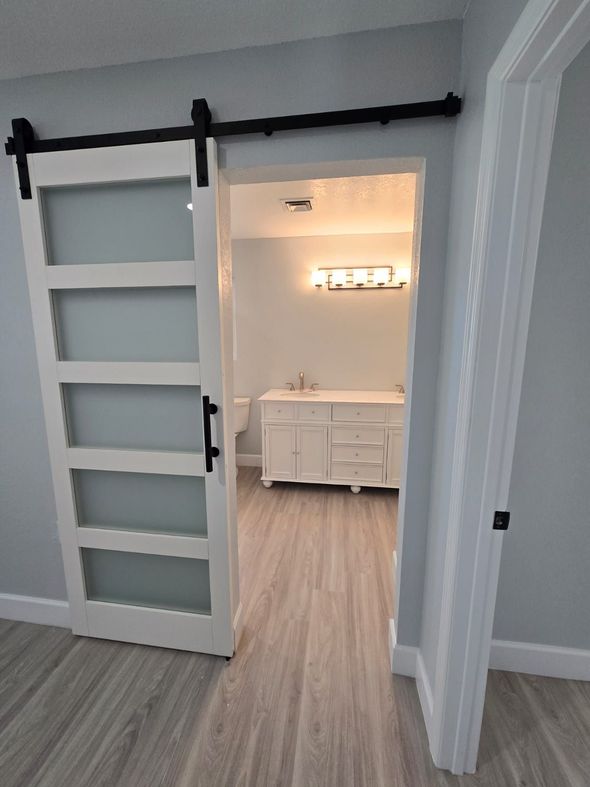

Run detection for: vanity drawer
[[330, 462, 384, 483], [331, 444, 384, 463], [298, 403, 330, 421], [331, 426, 385, 446], [264, 402, 295, 421], [332, 403, 387, 423]]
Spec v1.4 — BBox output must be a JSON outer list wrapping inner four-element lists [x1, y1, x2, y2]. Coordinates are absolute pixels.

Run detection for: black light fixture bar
[[5, 92, 461, 197]]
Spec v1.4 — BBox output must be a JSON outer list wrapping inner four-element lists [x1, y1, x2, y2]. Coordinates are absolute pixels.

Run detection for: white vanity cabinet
[[260, 390, 404, 493], [264, 423, 328, 483]]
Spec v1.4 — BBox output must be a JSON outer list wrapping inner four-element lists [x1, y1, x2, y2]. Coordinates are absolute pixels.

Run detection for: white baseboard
[[389, 618, 417, 677], [0, 592, 70, 629], [236, 453, 262, 467], [490, 638, 590, 681], [389, 619, 434, 744], [416, 650, 435, 742]]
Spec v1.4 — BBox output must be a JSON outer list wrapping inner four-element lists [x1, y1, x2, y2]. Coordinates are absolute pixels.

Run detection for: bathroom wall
[[233, 232, 412, 456], [492, 41, 590, 651]]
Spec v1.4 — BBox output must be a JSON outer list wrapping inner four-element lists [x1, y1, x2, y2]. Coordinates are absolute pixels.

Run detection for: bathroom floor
[[1, 468, 589, 786]]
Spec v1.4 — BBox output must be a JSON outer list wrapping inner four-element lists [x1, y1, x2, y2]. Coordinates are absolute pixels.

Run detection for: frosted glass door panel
[[53, 288, 199, 362], [43, 179, 193, 264], [74, 470, 207, 536], [82, 549, 211, 613], [64, 384, 202, 451]]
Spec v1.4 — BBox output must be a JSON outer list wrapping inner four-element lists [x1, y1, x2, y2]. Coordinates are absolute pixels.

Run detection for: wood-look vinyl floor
[[1, 466, 589, 786]]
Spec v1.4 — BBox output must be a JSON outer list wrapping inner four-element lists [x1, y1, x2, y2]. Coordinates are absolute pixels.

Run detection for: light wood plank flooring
[[1, 467, 589, 785]]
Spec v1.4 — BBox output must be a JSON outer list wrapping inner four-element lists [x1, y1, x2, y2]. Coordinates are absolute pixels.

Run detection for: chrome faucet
[[298, 371, 305, 392]]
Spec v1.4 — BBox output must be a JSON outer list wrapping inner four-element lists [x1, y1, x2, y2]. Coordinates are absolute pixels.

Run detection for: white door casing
[[430, 0, 590, 774], [13, 138, 240, 656]]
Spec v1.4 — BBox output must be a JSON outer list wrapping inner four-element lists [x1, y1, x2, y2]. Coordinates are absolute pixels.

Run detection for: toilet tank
[[233, 396, 251, 434]]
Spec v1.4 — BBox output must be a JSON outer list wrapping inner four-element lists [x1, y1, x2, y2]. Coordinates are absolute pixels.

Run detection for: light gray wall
[[233, 233, 412, 455], [492, 42, 590, 650], [0, 21, 461, 613], [418, 0, 528, 680]]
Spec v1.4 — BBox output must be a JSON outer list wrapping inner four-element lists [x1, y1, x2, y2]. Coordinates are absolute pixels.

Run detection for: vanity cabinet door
[[297, 426, 327, 482], [264, 425, 297, 480], [386, 427, 403, 488]]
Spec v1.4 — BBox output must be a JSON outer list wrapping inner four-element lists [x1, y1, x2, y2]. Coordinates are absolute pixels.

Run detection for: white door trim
[[432, 0, 590, 774]]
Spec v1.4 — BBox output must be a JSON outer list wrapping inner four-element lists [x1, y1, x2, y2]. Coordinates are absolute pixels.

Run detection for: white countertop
[[259, 388, 405, 405]]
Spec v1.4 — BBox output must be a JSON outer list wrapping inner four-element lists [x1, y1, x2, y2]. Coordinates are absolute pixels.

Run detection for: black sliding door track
[[6, 92, 461, 198]]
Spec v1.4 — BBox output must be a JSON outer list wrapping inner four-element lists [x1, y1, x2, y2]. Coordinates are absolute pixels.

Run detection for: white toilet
[[233, 396, 251, 474]]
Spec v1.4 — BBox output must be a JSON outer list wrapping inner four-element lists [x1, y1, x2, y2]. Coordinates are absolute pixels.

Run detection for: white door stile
[[56, 361, 201, 386], [14, 137, 239, 655], [46, 260, 196, 289], [67, 447, 205, 476], [76, 528, 209, 560], [14, 154, 89, 635], [191, 139, 240, 656]]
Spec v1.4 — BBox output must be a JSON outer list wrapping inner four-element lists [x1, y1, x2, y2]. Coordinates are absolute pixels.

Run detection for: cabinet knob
[[354, 471, 358, 475], [356, 411, 360, 415], [355, 434, 360, 439], [355, 452, 359, 457]]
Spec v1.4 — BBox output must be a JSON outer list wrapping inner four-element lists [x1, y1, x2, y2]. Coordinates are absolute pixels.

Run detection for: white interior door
[[13, 139, 240, 656]]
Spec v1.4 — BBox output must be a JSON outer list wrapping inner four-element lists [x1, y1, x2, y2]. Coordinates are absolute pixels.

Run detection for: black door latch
[[493, 511, 510, 531]]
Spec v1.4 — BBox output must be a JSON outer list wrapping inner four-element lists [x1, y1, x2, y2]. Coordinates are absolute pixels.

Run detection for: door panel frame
[[14, 138, 239, 655], [430, 0, 590, 773]]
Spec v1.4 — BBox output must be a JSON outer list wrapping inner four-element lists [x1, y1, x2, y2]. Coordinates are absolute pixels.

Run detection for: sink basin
[[280, 391, 321, 397]]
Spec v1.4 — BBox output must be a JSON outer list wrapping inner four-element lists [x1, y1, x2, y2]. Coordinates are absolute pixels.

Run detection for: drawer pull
[[356, 434, 360, 439], [355, 452, 359, 457], [356, 411, 361, 415]]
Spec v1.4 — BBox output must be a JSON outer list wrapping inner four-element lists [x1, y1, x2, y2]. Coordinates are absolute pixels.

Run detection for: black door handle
[[202, 395, 220, 473]]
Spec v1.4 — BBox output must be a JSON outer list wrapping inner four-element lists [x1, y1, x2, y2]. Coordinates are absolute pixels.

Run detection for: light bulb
[[353, 268, 368, 286], [394, 266, 411, 286], [331, 269, 347, 287], [373, 267, 390, 286], [311, 269, 326, 288]]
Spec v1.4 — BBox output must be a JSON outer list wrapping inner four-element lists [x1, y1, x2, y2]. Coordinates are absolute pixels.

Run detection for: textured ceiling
[[230, 174, 417, 239], [0, 0, 468, 80]]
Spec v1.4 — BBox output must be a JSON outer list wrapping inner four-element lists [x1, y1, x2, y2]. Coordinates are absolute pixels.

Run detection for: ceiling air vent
[[281, 198, 313, 213]]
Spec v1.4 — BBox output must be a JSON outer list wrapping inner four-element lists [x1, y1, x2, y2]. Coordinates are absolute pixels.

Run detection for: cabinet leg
[[350, 485, 361, 494], [262, 480, 274, 488]]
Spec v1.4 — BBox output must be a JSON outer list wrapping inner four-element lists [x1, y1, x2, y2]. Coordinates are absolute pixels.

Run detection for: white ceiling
[[230, 173, 417, 239], [0, 0, 468, 80]]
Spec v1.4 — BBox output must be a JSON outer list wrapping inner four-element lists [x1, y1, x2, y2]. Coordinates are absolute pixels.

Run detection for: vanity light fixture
[[311, 265, 410, 291]]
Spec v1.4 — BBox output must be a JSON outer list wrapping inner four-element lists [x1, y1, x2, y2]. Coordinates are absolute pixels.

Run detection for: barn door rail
[[5, 92, 461, 199]]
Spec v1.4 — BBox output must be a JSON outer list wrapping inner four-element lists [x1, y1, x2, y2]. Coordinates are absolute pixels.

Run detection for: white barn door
[[13, 139, 240, 656]]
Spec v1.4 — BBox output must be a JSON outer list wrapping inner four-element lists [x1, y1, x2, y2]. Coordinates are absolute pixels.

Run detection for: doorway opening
[[226, 159, 424, 671]]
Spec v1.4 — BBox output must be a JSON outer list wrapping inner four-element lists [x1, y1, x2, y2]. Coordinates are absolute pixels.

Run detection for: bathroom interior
[[230, 170, 417, 601]]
